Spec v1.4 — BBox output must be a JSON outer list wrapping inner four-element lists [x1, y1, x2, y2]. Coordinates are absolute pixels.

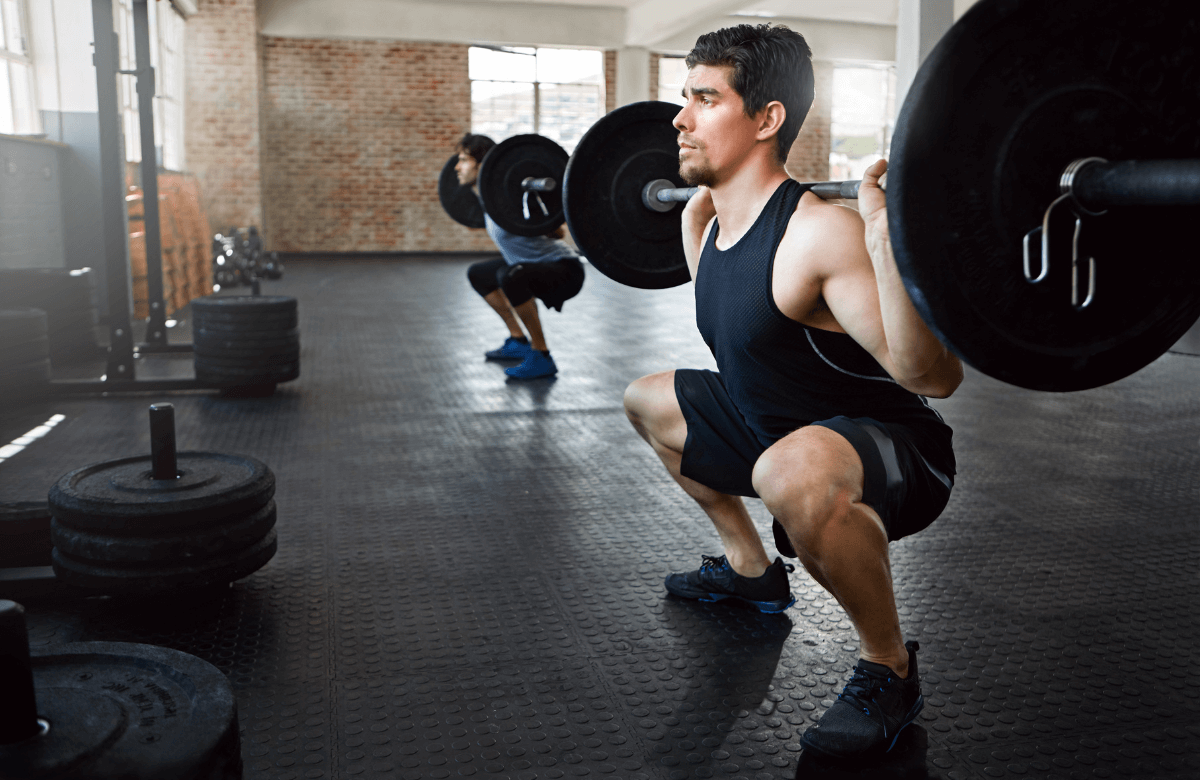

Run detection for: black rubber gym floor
[[2, 256, 1198, 780]]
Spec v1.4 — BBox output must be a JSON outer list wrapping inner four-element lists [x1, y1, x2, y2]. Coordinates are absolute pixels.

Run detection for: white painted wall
[[615, 46, 650, 106], [894, 0, 952, 116], [258, 0, 898, 64], [656, 16, 896, 62]]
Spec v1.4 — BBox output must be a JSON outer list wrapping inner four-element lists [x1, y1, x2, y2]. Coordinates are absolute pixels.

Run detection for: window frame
[[468, 45, 605, 154], [0, 0, 40, 136]]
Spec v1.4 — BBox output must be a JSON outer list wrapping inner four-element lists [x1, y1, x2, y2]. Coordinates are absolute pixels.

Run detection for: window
[[829, 64, 895, 181], [657, 55, 688, 106], [469, 46, 604, 154], [0, 0, 38, 135], [114, 0, 186, 171]]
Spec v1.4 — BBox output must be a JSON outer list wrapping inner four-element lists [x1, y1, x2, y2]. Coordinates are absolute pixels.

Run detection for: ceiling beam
[[625, 0, 751, 47], [257, 0, 625, 49]]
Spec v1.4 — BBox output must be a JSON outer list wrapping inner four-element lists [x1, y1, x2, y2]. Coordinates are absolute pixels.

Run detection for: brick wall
[[604, 51, 617, 113], [784, 60, 832, 182], [649, 53, 660, 101], [259, 38, 494, 253], [184, 0, 262, 236]]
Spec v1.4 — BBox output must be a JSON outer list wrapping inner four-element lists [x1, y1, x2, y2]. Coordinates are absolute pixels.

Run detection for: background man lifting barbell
[[621, 24, 962, 759], [454, 133, 585, 380]]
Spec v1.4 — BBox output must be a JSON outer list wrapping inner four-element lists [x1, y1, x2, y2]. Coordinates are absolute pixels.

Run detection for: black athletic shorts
[[674, 369, 953, 544], [467, 256, 585, 312]]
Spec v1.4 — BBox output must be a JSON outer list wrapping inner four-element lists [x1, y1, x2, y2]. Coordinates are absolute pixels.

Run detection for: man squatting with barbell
[[455, 134, 586, 380], [622, 25, 963, 757]]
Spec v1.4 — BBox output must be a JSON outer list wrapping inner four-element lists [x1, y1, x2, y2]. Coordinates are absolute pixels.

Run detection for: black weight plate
[[191, 294, 296, 316], [5, 641, 242, 779], [193, 312, 299, 331], [478, 134, 568, 237], [51, 499, 276, 564], [438, 154, 486, 229], [192, 319, 297, 336], [49, 451, 274, 532], [0, 357, 52, 386], [52, 529, 277, 593], [563, 101, 691, 289], [193, 328, 300, 351], [0, 307, 49, 342], [0, 334, 49, 364], [0, 501, 52, 568], [889, 0, 1200, 391]]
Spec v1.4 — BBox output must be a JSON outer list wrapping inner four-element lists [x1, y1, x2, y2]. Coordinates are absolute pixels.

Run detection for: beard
[[679, 155, 716, 187]]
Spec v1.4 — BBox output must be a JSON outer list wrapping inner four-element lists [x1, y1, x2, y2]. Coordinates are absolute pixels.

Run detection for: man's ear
[[756, 101, 786, 141]]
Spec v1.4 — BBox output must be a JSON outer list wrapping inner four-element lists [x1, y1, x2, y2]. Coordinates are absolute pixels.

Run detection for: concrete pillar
[[894, 0, 954, 117], [616, 46, 650, 108]]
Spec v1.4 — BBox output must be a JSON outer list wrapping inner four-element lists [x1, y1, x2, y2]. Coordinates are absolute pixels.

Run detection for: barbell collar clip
[[1065, 158, 1200, 215]]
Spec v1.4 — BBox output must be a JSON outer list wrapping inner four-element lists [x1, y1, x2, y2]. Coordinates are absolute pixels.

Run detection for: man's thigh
[[624, 370, 688, 453], [765, 416, 952, 544]]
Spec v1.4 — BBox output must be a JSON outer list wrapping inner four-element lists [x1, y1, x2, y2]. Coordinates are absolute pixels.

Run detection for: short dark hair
[[456, 133, 495, 163], [686, 24, 814, 165]]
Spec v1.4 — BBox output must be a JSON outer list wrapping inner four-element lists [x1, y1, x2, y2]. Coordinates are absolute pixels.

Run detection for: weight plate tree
[[888, 0, 1200, 391], [192, 295, 301, 394], [564, 101, 694, 289], [47, 404, 278, 594], [438, 154, 486, 229], [478, 134, 570, 237]]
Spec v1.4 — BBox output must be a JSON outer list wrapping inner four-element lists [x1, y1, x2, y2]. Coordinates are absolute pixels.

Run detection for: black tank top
[[694, 179, 955, 474]]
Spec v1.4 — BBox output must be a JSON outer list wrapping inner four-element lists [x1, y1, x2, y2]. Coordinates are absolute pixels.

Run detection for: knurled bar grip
[[1069, 159, 1200, 214]]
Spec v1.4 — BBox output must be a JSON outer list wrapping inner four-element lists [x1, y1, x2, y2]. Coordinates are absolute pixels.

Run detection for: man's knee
[[623, 372, 680, 443], [752, 433, 860, 551]]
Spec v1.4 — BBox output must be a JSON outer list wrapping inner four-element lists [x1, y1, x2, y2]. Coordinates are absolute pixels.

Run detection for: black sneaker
[[800, 641, 924, 759], [664, 554, 795, 613]]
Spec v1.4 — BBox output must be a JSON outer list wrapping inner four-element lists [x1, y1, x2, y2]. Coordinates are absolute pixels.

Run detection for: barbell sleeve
[[521, 177, 557, 192], [641, 176, 887, 212], [1066, 159, 1200, 215]]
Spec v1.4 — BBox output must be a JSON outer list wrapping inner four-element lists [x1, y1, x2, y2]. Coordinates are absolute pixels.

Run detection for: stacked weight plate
[[48, 452, 278, 594], [0, 309, 53, 400], [0, 502, 53, 568], [0, 268, 102, 362], [192, 295, 300, 393]]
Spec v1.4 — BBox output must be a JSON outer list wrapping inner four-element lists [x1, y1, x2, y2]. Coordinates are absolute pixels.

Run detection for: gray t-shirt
[[483, 211, 579, 266]]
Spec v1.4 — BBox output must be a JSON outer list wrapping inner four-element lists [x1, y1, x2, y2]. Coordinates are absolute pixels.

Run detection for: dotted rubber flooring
[[1, 256, 1198, 780]]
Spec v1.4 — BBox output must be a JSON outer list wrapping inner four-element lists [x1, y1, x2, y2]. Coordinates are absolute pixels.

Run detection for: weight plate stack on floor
[[0, 269, 102, 363], [0, 601, 242, 779], [47, 404, 278, 594], [0, 309, 52, 401], [0, 502, 53, 569], [191, 294, 300, 394]]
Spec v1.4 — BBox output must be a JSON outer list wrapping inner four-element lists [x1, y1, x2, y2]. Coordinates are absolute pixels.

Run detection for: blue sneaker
[[505, 350, 557, 379], [485, 337, 532, 361], [664, 554, 795, 613]]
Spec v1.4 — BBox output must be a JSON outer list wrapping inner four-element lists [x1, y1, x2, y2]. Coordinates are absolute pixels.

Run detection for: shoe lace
[[837, 666, 891, 717], [698, 554, 728, 572]]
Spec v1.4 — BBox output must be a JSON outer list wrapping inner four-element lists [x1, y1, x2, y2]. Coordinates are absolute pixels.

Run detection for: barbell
[[439, 0, 1200, 391]]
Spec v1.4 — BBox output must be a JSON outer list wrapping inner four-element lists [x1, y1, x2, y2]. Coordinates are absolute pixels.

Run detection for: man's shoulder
[[779, 193, 868, 266]]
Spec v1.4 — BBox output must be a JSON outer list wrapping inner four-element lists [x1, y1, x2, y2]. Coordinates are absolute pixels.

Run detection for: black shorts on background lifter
[[467, 256, 585, 312], [674, 369, 953, 543]]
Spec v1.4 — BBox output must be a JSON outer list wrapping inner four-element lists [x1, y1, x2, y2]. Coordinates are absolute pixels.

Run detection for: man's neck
[[708, 157, 791, 248]]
